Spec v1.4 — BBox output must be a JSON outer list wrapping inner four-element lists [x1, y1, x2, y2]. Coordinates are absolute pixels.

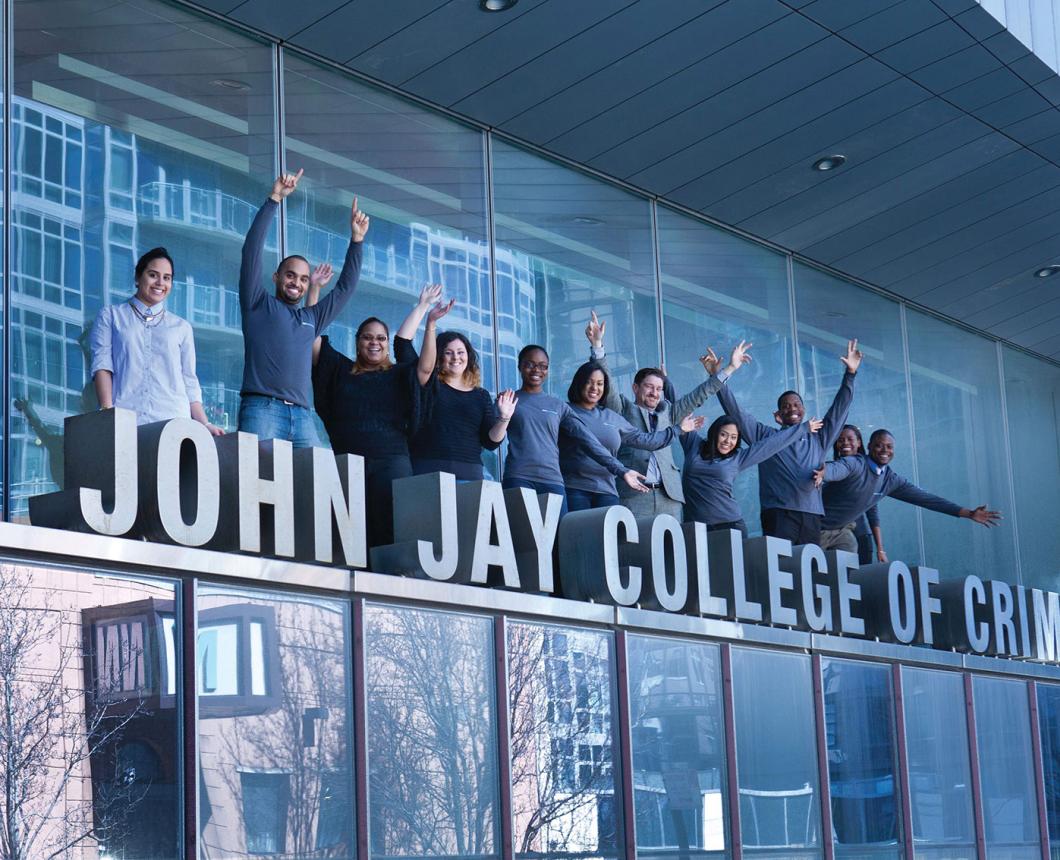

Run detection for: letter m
[[1033, 589, 1060, 663]]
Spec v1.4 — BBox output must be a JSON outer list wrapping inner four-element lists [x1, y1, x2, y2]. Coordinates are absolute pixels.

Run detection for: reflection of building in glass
[[8, 95, 537, 515]]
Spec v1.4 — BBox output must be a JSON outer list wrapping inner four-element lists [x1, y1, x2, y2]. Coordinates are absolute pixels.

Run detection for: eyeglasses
[[358, 333, 388, 342], [521, 361, 549, 371]]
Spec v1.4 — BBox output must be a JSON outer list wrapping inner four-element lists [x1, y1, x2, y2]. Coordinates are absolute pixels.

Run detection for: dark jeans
[[502, 477, 568, 518], [708, 519, 748, 539], [366, 455, 413, 547], [565, 488, 620, 513], [761, 508, 822, 546], [857, 533, 875, 565]]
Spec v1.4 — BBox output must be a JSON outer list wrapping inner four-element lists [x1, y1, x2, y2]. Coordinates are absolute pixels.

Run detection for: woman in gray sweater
[[561, 361, 704, 512]]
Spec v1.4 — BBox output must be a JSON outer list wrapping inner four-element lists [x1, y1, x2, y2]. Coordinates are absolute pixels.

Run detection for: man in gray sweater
[[586, 311, 728, 520], [814, 428, 1001, 551], [237, 169, 370, 446]]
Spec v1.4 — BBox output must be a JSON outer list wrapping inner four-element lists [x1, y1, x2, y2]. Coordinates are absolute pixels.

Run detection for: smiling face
[[836, 427, 862, 457], [356, 321, 390, 368], [134, 257, 173, 307], [581, 369, 606, 407], [441, 338, 468, 380], [715, 423, 740, 456], [273, 256, 311, 306], [632, 374, 664, 410], [777, 392, 805, 426], [869, 432, 895, 466], [519, 348, 549, 391]]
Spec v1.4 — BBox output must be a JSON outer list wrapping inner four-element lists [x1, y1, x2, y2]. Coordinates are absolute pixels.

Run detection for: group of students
[[89, 170, 1003, 553]]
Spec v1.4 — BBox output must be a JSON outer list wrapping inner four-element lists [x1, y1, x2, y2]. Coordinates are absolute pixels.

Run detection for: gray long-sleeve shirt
[[717, 371, 856, 516], [503, 391, 628, 486], [822, 454, 962, 529], [681, 422, 809, 526], [561, 405, 677, 495], [239, 199, 363, 408]]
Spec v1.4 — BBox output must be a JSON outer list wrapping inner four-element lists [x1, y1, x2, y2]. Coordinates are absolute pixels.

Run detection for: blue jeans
[[238, 395, 318, 448], [565, 488, 619, 513], [502, 478, 568, 518]]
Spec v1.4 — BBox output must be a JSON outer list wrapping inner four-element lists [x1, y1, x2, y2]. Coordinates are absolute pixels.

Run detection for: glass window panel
[[731, 648, 820, 857], [657, 207, 796, 533], [901, 667, 975, 852], [508, 622, 621, 860], [364, 604, 499, 859], [12, 0, 276, 517], [282, 55, 498, 475], [628, 635, 728, 859], [491, 140, 659, 395], [973, 677, 1039, 855], [794, 264, 920, 564], [821, 658, 902, 858], [0, 563, 180, 858], [1003, 347, 1060, 588], [197, 585, 353, 858], [904, 310, 1017, 583], [1036, 683, 1060, 859]]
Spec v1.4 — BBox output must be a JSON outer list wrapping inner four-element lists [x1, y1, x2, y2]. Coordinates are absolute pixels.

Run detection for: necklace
[[128, 298, 166, 327]]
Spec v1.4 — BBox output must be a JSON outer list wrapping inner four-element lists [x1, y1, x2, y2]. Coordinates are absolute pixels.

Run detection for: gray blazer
[[593, 349, 725, 503]]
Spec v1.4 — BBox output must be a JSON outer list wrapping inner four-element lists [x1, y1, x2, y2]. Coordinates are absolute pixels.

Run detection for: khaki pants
[[819, 523, 858, 553]]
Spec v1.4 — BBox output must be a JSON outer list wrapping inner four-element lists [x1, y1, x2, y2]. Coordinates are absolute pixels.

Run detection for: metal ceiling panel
[[975, 295, 1060, 338], [500, 0, 791, 145], [798, 0, 903, 31], [909, 43, 1001, 92], [226, 0, 347, 38], [838, 0, 948, 54], [627, 57, 897, 193], [286, 0, 454, 66], [875, 20, 976, 73]]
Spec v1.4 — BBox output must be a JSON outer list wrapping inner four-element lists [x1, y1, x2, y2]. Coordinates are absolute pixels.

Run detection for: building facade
[[2, 0, 1060, 858]]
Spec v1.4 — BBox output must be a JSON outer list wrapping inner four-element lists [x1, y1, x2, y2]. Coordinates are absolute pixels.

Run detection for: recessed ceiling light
[[211, 79, 250, 91], [480, 0, 517, 10], [1035, 264, 1060, 278], [812, 154, 846, 172]]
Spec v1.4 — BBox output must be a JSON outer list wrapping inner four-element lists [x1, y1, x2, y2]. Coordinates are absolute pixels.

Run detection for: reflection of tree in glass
[[507, 623, 618, 859], [0, 567, 150, 859], [365, 606, 497, 859], [208, 601, 351, 858]]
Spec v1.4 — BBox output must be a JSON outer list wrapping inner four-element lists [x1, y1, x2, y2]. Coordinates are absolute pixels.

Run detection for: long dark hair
[[567, 361, 610, 406], [436, 330, 481, 388], [832, 423, 864, 460], [700, 415, 741, 460]]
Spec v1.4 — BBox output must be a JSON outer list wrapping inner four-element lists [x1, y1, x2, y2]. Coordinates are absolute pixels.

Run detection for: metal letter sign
[[26, 408, 1060, 666]]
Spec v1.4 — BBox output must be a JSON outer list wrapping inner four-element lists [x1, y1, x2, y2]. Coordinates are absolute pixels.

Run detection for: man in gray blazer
[[586, 312, 729, 521]]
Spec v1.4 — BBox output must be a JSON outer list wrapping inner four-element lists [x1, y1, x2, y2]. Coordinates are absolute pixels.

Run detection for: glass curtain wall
[[1037, 683, 1060, 860], [196, 585, 354, 858], [655, 206, 796, 533], [10, 0, 276, 518]]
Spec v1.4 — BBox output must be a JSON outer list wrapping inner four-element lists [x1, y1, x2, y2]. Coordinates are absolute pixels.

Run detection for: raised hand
[[416, 283, 442, 309], [585, 310, 606, 348], [812, 464, 826, 488], [428, 298, 455, 325], [679, 414, 706, 433], [700, 348, 721, 376], [270, 168, 304, 201], [623, 470, 650, 494], [807, 417, 823, 433], [497, 389, 518, 420], [965, 505, 1002, 527], [350, 196, 370, 242], [728, 340, 753, 373], [841, 338, 863, 373], [310, 262, 333, 290]]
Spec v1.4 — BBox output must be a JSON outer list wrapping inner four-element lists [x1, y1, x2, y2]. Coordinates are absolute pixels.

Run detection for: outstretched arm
[[585, 311, 626, 413], [418, 294, 454, 386], [397, 284, 442, 341], [887, 473, 999, 525], [739, 417, 821, 471], [820, 339, 862, 448], [560, 405, 648, 491], [306, 264, 333, 365], [309, 197, 368, 334], [617, 411, 704, 451], [242, 170, 301, 309]]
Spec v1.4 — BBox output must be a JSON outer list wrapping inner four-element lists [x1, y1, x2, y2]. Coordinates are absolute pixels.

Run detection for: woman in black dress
[[310, 280, 451, 546]]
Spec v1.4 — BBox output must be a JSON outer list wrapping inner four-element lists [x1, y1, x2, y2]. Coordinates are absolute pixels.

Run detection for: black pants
[[761, 508, 822, 546], [708, 520, 748, 539], [366, 455, 413, 548], [856, 533, 875, 565]]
